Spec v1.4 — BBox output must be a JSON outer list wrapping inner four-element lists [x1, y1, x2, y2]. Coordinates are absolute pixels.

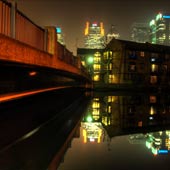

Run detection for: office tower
[[149, 13, 170, 45], [84, 22, 105, 49], [106, 25, 120, 44], [131, 23, 150, 43], [56, 27, 65, 45]]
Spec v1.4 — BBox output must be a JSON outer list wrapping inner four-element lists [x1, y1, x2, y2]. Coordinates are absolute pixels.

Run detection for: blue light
[[158, 150, 168, 154], [56, 27, 61, 33], [163, 15, 170, 19]]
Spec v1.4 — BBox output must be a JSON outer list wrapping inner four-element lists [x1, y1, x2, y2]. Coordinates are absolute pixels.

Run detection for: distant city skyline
[[15, 0, 170, 54]]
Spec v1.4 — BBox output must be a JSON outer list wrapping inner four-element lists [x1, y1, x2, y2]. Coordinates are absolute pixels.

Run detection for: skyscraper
[[106, 25, 120, 44], [84, 22, 105, 49], [56, 27, 65, 45], [149, 13, 170, 46], [131, 23, 150, 43]]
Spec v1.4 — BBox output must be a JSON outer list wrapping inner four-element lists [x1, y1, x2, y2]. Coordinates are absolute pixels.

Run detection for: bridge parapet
[[0, 33, 90, 80], [0, 0, 92, 84]]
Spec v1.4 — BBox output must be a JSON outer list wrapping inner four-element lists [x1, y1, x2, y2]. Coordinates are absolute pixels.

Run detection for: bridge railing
[[0, 0, 91, 82], [15, 10, 45, 51], [0, 0, 11, 36]]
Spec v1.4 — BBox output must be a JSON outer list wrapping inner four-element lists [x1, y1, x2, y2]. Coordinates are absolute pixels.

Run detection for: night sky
[[16, 0, 170, 55]]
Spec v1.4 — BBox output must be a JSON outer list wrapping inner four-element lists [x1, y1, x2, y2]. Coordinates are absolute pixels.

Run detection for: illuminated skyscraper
[[149, 13, 170, 46], [56, 27, 65, 45], [106, 25, 120, 44], [131, 23, 149, 43], [84, 22, 105, 49]]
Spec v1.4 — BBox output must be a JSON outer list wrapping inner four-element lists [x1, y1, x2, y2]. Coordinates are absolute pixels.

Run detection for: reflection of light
[[150, 106, 155, 115], [149, 116, 154, 120], [86, 116, 93, 122], [158, 150, 168, 154], [83, 129, 87, 143], [150, 96, 157, 103], [29, 71, 37, 76], [146, 141, 152, 149], [82, 122, 103, 144]]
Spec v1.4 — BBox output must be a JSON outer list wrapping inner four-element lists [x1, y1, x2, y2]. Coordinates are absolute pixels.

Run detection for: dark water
[[57, 91, 170, 170], [1, 89, 170, 170]]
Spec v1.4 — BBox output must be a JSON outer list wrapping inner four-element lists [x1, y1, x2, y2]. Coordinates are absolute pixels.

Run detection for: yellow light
[[83, 129, 87, 143], [150, 106, 155, 115], [85, 22, 89, 35]]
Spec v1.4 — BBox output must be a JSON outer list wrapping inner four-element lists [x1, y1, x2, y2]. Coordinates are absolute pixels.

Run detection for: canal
[[0, 88, 170, 170]]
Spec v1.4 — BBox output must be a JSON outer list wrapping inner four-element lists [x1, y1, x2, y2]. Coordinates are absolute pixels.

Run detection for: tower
[[84, 22, 105, 49], [149, 13, 170, 46], [131, 23, 150, 43]]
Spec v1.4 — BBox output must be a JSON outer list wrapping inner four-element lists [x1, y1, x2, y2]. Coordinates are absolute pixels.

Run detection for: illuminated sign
[[92, 23, 98, 27], [56, 27, 61, 33], [163, 15, 170, 19]]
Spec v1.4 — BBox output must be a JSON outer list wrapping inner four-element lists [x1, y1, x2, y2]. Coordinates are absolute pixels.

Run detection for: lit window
[[93, 64, 101, 71], [150, 96, 157, 103], [140, 51, 145, 57], [108, 74, 118, 83], [92, 101, 100, 108], [93, 74, 100, 81], [150, 76, 157, 84], [151, 64, 158, 72]]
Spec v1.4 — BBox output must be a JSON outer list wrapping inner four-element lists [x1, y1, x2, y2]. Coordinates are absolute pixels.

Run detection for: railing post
[[10, 0, 17, 38]]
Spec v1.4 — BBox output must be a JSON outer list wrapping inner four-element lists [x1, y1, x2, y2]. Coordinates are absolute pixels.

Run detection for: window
[[151, 64, 158, 72], [140, 51, 145, 57], [150, 76, 157, 84], [128, 51, 137, 59], [129, 62, 136, 71], [93, 64, 101, 71]]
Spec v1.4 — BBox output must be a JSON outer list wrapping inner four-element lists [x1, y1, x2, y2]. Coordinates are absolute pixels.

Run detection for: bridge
[[0, 0, 92, 99]]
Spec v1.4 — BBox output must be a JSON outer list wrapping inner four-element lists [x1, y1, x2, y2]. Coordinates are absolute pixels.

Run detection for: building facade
[[149, 13, 170, 46], [84, 22, 105, 49], [103, 39, 170, 90], [77, 48, 103, 82]]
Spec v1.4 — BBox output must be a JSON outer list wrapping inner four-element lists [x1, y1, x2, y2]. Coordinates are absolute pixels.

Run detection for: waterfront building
[[131, 22, 150, 43], [102, 39, 170, 89], [77, 48, 103, 82], [84, 21, 105, 49], [149, 13, 170, 46]]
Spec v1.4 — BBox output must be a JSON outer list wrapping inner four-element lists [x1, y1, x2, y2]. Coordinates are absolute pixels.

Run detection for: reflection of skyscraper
[[146, 131, 170, 155], [149, 13, 170, 45], [84, 22, 105, 49]]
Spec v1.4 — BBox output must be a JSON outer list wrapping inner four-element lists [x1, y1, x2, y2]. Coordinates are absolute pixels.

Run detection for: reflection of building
[[131, 23, 149, 43], [146, 131, 170, 155], [149, 13, 170, 46], [82, 122, 102, 143], [90, 92, 170, 138], [84, 22, 105, 49]]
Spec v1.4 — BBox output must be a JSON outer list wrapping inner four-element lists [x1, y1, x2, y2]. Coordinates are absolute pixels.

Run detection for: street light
[[87, 56, 93, 64]]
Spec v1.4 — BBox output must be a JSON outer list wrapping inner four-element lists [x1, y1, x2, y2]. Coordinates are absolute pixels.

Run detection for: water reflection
[[58, 91, 170, 170]]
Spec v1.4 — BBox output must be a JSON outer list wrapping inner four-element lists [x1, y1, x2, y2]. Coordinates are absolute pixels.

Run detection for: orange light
[[29, 71, 37, 76]]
